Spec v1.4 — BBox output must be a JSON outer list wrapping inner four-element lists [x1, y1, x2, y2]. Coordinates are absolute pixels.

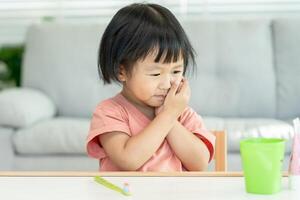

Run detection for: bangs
[[137, 27, 184, 64]]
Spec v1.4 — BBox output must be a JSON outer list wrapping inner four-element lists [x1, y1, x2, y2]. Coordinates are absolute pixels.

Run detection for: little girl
[[86, 3, 215, 171]]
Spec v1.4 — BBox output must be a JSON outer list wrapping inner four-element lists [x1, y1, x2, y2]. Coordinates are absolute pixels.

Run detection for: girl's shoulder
[[97, 96, 121, 109], [94, 93, 128, 117]]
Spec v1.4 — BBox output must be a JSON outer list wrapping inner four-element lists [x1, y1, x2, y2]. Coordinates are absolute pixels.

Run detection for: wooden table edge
[[0, 171, 289, 177]]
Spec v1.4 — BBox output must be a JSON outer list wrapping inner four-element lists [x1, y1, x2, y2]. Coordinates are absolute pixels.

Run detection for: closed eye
[[173, 71, 182, 74], [150, 73, 160, 76]]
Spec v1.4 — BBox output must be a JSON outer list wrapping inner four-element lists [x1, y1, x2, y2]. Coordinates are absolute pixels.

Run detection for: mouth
[[154, 95, 166, 100]]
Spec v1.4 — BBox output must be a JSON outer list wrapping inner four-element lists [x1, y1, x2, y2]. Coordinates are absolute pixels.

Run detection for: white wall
[[1, 0, 300, 46]]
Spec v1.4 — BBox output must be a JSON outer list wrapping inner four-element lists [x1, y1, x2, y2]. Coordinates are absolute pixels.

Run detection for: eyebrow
[[146, 64, 184, 70]]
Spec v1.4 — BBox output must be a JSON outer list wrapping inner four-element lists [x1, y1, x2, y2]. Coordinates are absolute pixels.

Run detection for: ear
[[118, 65, 127, 82]]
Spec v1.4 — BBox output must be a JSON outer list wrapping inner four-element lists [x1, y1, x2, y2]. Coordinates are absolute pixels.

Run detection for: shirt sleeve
[[179, 107, 216, 163], [86, 101, 131, 159]]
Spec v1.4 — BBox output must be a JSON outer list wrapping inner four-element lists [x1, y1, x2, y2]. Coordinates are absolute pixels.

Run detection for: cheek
[[130, 77, 157, 98], [172, 74, 183, 82], [142, 80, 158, 93]]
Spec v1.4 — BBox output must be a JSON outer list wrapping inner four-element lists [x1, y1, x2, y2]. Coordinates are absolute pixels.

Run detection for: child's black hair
[[98, 3, 196, 84]]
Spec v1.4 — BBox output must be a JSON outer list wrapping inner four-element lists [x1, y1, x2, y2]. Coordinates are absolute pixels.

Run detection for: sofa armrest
[[0, 88, 56, 128]]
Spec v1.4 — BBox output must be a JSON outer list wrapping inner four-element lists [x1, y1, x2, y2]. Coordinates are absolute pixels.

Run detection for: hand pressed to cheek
[[155, 77, 190, 117], [155, 79, 180, 116], [169, 76, 186, 95], [176, 78, 184, 94]]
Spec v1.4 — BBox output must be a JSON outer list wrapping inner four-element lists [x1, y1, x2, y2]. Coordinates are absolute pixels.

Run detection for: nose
[[158, 75, 175, 90]]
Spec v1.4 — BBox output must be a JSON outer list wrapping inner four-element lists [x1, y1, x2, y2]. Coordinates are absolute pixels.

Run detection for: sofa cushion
[[0, 127, 14, 170], [22, 24, 121, 118], [13, 115, 293, 155], [0, 88, 56, 128], [203, 117, 293, 153], [182, 20, 276, 118], [273, 19, 300, 119], [13, 117, 89, 155]]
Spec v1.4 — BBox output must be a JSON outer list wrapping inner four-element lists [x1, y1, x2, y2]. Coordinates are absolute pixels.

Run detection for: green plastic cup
[[240, 138, 285, 194]]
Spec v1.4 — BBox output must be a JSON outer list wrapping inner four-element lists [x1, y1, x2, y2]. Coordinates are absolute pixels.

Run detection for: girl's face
[[120, 51, 184, 109]]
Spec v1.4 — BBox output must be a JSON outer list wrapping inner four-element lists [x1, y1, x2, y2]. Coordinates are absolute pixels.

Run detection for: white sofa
[[0, 18, 299, 171]]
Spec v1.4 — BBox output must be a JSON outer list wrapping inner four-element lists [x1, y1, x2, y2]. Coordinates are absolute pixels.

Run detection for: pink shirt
[[86, 93, 215, 172]]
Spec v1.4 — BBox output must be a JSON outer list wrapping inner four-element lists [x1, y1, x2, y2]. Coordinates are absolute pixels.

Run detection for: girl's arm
[[155, 78, 210, 171], [166, 121, 210, 171], [99, 110, 177, 171]]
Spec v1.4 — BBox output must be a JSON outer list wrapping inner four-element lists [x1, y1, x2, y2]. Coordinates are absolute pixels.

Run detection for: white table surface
[[0, 176, 299, 200]]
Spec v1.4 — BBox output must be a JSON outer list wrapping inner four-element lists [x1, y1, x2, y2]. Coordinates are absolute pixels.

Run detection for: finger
[[169, 80, 180, 95], [176, 81, 184, 94], [178, 78, 188, 93]]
